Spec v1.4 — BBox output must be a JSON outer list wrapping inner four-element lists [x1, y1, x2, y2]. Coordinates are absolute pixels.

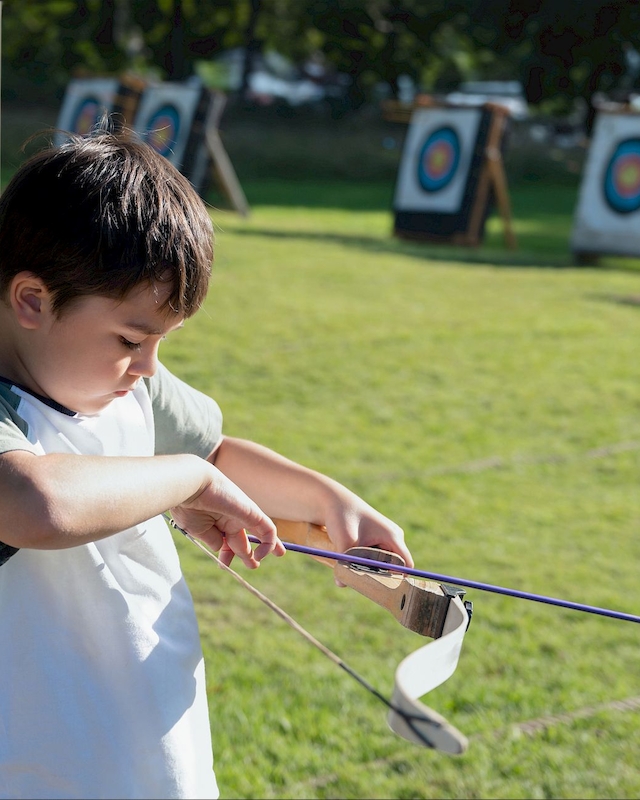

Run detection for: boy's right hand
[[170, 464, 285, 570]]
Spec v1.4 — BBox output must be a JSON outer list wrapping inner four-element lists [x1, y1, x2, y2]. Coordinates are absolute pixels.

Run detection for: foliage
[[467, 0, 640, 111], [1, 0, 131, 100], [2, 0, 640, 111]]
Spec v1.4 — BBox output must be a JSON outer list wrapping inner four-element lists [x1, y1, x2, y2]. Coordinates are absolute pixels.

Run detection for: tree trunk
[[240, 0, 262, 96]]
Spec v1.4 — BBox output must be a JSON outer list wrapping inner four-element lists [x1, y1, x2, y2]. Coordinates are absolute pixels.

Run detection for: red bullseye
[[424, 142, 454, 179]]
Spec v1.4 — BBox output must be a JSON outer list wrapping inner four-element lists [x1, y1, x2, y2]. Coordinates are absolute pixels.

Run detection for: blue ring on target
[[603, 138, 640, 214], [70, 97, 102, 136], [417, 126, 461, 193], [143, 104, 181, 157]]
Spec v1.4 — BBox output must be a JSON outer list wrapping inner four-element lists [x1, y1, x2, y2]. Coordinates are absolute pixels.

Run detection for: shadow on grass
[[229, 225, 581, 269], [206, 178, 397, 212], [217, 176, 640, 272], [207, 175, 578, 213], [208, 178, 636, 269], [590, 292, 640, 308]]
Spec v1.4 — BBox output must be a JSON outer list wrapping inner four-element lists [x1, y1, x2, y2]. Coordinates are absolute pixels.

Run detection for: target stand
[[393, 103, 515, 248], [133, 82, 248, 216], [201, 91, 250, 217], [571, 111, 640, 263]]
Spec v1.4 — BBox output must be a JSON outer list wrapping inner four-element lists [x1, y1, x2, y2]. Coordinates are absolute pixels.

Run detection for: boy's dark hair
[[0, 126, 213, 318]]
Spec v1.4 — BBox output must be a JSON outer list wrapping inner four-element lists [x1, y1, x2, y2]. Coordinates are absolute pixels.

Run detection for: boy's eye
[[120, 337, 142, 352]]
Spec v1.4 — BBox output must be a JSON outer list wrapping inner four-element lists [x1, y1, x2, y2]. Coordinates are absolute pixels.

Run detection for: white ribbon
[[387, 593, 469, 754]]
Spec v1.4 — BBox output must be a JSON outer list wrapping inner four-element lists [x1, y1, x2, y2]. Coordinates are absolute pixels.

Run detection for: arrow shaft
[[247, 535, 640, 625]]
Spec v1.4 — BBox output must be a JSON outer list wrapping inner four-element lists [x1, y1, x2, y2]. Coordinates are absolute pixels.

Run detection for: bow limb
[[272, 519, 471, 753], [166, 514, 470, 754], [387, 590, 469, 754]]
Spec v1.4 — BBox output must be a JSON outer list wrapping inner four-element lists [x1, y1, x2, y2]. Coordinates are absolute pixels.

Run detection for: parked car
[[204, 47, 349, 108]]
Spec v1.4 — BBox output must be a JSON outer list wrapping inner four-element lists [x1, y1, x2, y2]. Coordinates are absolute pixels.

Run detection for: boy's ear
[[9, 272, 54, 330]]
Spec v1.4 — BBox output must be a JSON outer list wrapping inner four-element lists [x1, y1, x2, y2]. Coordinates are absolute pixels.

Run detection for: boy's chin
[[72, 395, 121, 416]]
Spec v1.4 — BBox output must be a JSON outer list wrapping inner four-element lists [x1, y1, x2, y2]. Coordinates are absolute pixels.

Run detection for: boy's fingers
[[240, 515, 286, 561], [252, 537, 286, 562], [174, 506, 285, 568], [221, 521, 286, 569], [221, 528, 258, 569], [217, 539, 239, 568], [250, 519, 286, 560]]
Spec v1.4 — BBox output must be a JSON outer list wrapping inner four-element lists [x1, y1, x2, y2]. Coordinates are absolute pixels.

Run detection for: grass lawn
[[157, 177, 640, 799]]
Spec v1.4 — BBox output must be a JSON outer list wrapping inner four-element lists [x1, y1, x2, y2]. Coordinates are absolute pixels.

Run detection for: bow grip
[[271, 519, 456, 638]]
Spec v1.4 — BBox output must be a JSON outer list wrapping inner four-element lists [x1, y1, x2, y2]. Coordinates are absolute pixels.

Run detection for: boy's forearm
[[210, 436, 414, 566], [209, 436, 349, 524], [0, 450, 209, 549]]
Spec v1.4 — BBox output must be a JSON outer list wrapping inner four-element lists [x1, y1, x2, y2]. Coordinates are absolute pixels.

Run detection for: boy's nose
[[129, 345, 159, 378]]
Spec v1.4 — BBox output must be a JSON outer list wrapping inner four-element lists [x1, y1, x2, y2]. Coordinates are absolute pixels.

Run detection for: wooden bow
[[166, 511, 472, 755], [272, 519, 473, 755]]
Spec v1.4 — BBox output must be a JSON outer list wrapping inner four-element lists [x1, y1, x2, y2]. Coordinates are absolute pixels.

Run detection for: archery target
[[55, 78, 120, 145], [142, 104, 182, 157], [572, 112, 640, 257], [417, 127, 461, 192], [394, 107, 483, 214], [70, 97, 103, 135], [133, 83, 202, 171], [603, 139, 640, 214]]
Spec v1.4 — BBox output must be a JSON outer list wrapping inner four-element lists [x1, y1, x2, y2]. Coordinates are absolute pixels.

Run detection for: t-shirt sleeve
[[0, 386, 37, 565], [0, 384, 39, 456], [145, 363, 223, 458]]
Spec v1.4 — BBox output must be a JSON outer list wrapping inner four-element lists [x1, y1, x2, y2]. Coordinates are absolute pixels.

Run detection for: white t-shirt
[[0, 364, 223, 799]]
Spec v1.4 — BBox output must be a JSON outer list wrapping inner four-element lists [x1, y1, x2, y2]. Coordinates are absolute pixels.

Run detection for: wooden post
[[485, 106, 517, 250], [113, 73, 146, 129], [465, 106, 516, 249], [204, 99, 250, 217]]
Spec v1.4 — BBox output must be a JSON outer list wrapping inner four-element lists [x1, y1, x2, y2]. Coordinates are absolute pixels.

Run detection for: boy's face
[[26, 282, 184, 415]]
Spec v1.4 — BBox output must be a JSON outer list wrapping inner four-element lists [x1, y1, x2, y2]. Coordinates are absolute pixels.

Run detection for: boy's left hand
[[322, 499, 414, 571]]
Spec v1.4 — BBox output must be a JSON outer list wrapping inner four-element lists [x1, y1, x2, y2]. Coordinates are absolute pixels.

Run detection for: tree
[[3, 0, 640, 114], [463, 0, 640, 114]]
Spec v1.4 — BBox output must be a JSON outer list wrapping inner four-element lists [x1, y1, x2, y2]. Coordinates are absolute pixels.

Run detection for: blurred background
[[3, 0, 640, 191]]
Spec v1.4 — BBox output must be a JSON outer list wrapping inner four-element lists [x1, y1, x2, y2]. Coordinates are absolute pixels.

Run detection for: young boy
[[0, 128, 413, 799]]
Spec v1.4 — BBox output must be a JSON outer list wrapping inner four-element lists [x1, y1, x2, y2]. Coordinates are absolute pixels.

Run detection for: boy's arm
[[206, 435, 414, 568], [0, 449, 282, 568]]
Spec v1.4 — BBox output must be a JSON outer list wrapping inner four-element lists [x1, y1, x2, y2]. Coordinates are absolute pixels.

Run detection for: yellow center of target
[[619, 162, 640, 189], [427, 144, 451, 177]]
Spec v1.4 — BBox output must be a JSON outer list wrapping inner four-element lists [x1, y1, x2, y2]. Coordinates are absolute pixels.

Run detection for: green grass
[[158, 179, 640, 798]]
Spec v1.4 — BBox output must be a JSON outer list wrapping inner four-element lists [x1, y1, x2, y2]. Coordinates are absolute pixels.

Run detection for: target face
[[55, 79, 120, 146], [394, 107, 482, 215], [133, 85, 203, 170], [603, 139, 640, 214], [69, 97, 103, 135], [143, 104, 181, 157], [571, 113, 640, 257], [417, 127, 461, 192]]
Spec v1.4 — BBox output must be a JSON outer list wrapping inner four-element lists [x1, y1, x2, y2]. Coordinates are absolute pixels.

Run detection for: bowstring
[[163, 513, 438, 749]]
